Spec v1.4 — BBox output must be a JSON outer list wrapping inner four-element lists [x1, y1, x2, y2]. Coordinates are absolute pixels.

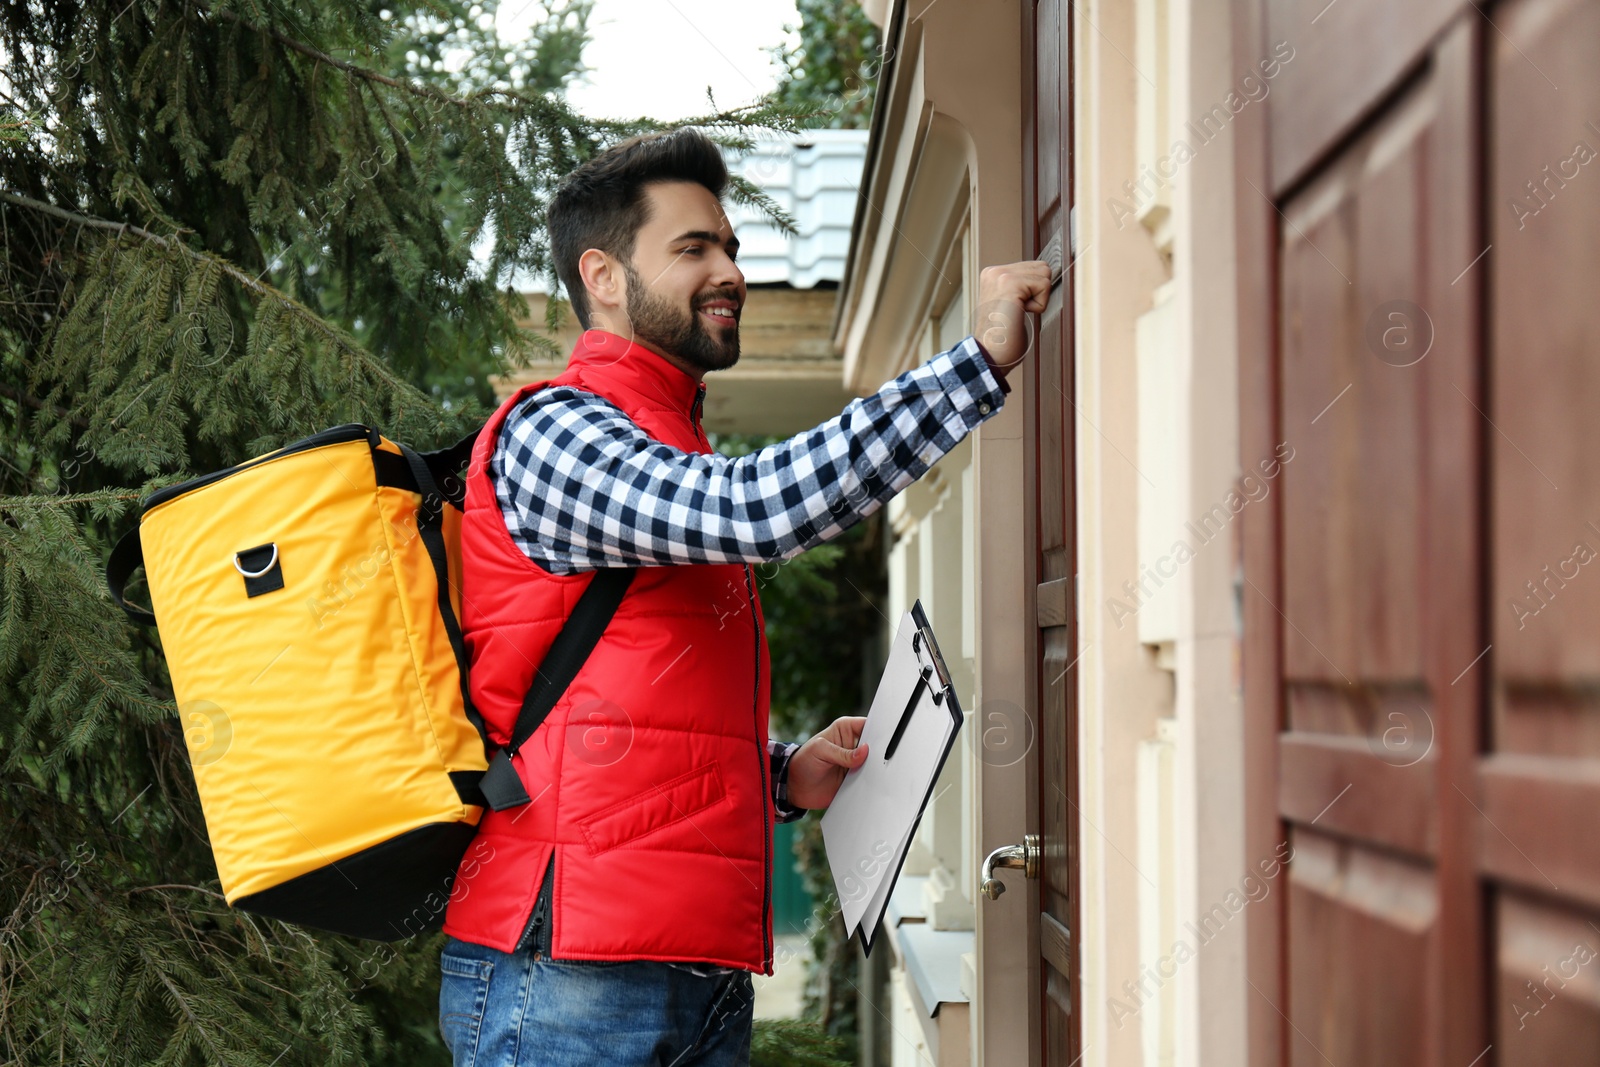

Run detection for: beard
[[622, 259, 740, 373]]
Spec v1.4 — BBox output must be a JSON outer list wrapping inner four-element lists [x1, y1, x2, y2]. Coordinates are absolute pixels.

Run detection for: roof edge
[[829, 0, 908, 357]]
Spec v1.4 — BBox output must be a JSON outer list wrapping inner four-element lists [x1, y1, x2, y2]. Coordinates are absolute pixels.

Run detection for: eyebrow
[[671, 230, 740, 252]]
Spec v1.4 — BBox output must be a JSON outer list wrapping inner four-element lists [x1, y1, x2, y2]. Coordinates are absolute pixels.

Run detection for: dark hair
[[547, 128, 731, 330]]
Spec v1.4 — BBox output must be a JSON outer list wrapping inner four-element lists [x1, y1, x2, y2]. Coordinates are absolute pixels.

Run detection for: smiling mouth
[[698, 307, 738, 327]]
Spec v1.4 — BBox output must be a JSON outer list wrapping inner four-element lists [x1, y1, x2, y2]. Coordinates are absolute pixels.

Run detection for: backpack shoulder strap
[[419, 428, 480, 509], [477, 567, 636, 812], [106, 528, 157, 626], [398, 441, 495, 807]]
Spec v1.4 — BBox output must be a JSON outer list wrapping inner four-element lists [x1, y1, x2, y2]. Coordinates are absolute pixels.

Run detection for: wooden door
[[1482, 0, 1600, 1058], [1023, 0, 1078, 1063], [1236, 0, 1600, 1063]]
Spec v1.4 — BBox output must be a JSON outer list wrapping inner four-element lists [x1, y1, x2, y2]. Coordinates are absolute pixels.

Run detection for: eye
[[682, 244, 737, 262]]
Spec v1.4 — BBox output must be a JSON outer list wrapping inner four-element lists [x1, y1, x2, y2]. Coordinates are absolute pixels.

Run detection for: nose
[[710, 248, 743, 297]]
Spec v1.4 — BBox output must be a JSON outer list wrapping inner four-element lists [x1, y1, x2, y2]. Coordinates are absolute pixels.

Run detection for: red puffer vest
[[441, 329, 774, 973]]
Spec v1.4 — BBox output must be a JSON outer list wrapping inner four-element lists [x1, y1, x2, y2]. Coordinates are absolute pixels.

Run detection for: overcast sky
[[499, 0, 804, 122]]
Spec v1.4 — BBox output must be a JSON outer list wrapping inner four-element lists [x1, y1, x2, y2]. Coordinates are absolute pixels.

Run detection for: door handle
[[980, 834, 1040, 900]]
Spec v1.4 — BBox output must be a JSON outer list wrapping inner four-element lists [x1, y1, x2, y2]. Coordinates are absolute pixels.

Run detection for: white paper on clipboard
[[820, 601, 963, 953]]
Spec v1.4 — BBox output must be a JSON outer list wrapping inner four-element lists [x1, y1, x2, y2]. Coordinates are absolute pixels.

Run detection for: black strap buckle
[[480, 749, 533, 811]]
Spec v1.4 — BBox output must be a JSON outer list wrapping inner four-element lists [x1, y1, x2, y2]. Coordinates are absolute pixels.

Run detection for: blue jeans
[[438, 935, 754, 1066]]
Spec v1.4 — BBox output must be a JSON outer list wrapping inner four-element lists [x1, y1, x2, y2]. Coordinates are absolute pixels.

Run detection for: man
[[438, 127, 1048, 1066]]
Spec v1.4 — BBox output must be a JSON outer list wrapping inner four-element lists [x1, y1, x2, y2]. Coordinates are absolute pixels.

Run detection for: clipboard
[[820, 600, 963, 954]]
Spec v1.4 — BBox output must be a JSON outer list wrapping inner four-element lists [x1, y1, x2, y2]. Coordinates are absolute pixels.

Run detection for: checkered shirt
[[491, 335, 1008, 827]]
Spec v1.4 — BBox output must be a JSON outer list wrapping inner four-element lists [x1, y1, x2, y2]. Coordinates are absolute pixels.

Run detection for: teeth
[[704, 307, 733, 318]]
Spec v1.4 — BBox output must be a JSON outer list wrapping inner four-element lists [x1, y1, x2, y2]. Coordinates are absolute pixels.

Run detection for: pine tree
[[765, 0, 882, 131], [0, 2, 816, 1063]]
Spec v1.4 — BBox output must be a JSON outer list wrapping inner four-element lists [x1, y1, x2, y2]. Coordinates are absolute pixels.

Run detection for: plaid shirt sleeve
[[492, 335, 1007, 572], [493, 335, 1006, 823]]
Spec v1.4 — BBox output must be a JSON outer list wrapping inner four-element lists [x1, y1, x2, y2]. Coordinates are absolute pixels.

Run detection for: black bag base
[[233, 820, 479, 942]]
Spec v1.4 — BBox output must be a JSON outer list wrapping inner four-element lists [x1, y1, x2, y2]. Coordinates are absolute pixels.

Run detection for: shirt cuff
[[770, 740, 807, 823], [927, 336, 1009, 431], [972, 337, 1014, 395]]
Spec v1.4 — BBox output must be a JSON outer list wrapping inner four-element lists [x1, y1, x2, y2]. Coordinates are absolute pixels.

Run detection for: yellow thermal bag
[[105, 423, 490, 941]]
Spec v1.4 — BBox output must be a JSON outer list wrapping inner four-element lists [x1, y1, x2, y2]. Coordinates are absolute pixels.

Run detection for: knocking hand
[[974, 260, 1052, 371], [787, 716, 868, 812]]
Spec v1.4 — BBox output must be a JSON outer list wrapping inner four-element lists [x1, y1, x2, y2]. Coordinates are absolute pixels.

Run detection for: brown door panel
[[1495, 892, 1600, 1064], [1489, 0, 1600, 692], [1278, 733, 1438, 856], [1277, 72, 1435, 687], [1287, 829, 1437, 1067], [1486, 0, 1600, 1058], [1264, 0, 1457, 193], [1028, 0, 1078, 1061], [1242, 4, 1488, 1063]]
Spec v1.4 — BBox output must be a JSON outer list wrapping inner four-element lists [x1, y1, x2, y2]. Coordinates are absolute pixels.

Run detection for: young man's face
[[585, 179, 745, 376]]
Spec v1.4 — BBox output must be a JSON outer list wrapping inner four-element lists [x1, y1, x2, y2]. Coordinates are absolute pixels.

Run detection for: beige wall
[[1181, 3, 1251, 1061], [1072, 0, 1175, 1060], [1074, 0, 1251, 1063]]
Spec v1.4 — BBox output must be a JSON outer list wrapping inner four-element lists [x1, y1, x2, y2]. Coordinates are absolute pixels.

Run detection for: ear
[[578, 248, 624, 315]]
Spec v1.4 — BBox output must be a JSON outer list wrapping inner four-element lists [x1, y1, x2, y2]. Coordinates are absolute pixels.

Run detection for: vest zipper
[[690, 387, 707, 447], [743, 564, 773, 972], [516, 853, 556, 957]]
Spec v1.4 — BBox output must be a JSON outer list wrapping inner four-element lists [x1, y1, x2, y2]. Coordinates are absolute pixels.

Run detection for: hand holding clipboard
[[820, 601, 963, 953]]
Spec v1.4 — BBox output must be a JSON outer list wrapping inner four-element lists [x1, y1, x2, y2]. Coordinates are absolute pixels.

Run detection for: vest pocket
[[577, 762, 728, 856]]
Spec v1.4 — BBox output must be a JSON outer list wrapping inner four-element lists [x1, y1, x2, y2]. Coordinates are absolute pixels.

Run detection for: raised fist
[[974, 261, 1052, 371]]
